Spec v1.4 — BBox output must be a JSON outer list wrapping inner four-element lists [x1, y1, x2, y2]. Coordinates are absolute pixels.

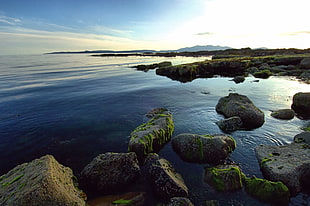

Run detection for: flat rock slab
[[271, 109, 295, 120], [255, 144, 310, 195], [0, 155, 86, 206]]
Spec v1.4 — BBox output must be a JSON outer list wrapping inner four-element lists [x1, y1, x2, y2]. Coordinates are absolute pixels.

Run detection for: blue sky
[[0, 0, 310, 54]]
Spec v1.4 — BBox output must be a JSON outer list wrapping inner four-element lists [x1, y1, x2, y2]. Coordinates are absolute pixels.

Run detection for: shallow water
[[0, 54, 309, 205]]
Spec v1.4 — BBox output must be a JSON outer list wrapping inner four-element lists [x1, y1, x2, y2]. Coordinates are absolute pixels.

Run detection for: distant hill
[[46, 45, 233, 54], [173, 45, 233, 52]]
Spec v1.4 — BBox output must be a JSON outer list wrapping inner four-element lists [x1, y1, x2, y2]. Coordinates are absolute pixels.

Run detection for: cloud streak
[[0, 15, 21, 25]]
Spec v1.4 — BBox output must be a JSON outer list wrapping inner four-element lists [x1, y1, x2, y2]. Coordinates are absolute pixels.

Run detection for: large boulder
[[128, 108, 174, 158], [271, 109, 295, 120], [299, 57, 310, 69], [80, 152, 140, 194], [171, 133, 236, 164], [291, 92, 310, 119], [216, 93, 265, 129], [204, 165, 243, 191], [148, 158, 188, 200], [255, 144, 310, 195], [0, 155, 86, 206]]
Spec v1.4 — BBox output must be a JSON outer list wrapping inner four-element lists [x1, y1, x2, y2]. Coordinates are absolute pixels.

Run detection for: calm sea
[[0, 54, 309, 205]]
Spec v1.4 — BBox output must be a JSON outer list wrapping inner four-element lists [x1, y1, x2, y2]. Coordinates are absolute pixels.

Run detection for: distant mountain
[[173, 45, 233, 52]]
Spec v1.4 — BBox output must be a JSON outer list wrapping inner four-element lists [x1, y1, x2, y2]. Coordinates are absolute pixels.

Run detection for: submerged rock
[[148, 158, 188, 200], [167, 197, 194, 206], [243, 176, 290, 205], [291, 92, 310, 119], [80, 152, 140, 194], [294, 132, 310, 145], [171, 133, 236, 164], [271, 109, 295, 120], [128, 108, 174, 158], [255, 144, 310, 195], [0, 155, 86, 206], [204, 165, 243, 191], [216, 93, 265, 129], [87, 192, 145, 206], [216, 116, 243, 132]]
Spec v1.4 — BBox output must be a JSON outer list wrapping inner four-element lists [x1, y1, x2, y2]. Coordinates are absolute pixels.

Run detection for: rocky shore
[[1, 48, 310, 205]]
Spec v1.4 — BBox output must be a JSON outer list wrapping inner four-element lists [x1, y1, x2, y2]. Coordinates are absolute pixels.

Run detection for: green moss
[[112, 199, 133, 205], [260, 158, 272, 167], [195, 137, 204, 161], [207, 167, 243, 191], [244, 176, 290, 204], [1, 174, 24, 188], [302, 126, 310, 131]]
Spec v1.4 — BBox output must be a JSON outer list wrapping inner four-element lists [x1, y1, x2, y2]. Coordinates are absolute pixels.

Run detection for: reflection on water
[[0, 54, 309, 205]]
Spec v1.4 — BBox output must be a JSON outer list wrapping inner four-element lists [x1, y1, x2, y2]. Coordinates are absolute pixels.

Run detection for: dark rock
[[167, 197, 194, 206], [299, 71, 310, 83], [243, 176, 290, 205], [216, 116, 243, 132], [255, 144, 310, 195], [294, 132, 310, 145], [231, 76, 245, 83], [133, 61, 172, 72], [216, 93, 265, 129], [204, 165, 243, 191], [271, 109, 295, 120], [205, 200, 220, 206], [273, 56, 304, 65], [291, 92, 310, 119], [87, 192, 145, 206], [80, 152, 140, 194], [128, 108, 174, 158], [300, 57, 310, 69], [0, 155, 86, 206], [148, 158, 188, 200], [171, 133, 236, 164], [158, 61, 172, 68]]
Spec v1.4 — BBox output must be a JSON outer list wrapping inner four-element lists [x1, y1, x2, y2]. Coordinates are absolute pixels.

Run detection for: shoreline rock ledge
[[0, 155, 86, 206], [216, 93, 265, 130]]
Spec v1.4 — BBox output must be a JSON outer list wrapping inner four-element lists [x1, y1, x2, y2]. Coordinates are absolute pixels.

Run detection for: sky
[[0, 0, 310, 55]]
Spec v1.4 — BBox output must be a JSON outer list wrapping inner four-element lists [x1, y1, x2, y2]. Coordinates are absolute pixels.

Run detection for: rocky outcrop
[[216, 116, 243, 132], [87, 192, 145, 206], [80, 152, 140, 194], [128, 108, 174, 158], [204, 165, 243, 191], [148, 158, 188, 200], [291, 92, 310, 119], [243, 176, 290, 205], [167, 197, 194, 206], [299, 57, 310, 69], [0, 155, 86, 206], [133, 61, 172, 72], [271, 109, 295, 120], [255, 144, 310, 195], [253, 69, 272, 79], [216, 93, 265, 129], [171, 133, 236, 164]]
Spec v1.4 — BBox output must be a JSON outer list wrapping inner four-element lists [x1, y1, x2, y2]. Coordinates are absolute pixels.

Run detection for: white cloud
[[0, 15, 21, 25]]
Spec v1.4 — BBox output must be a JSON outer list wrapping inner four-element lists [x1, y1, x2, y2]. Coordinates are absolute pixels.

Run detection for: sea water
[[0, 54, 309, 205]]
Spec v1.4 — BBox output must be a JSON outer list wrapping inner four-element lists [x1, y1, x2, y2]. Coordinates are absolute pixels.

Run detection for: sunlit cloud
[[280, 31, 310, 36]]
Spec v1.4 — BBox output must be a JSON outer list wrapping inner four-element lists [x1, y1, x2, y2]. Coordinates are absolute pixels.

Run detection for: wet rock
[[204, 165, 243, 191], [294, 132, 310, 145], [87, 192, 145, 206], [148, 158, 188, 200], [216, 93, 265, 129], [231, 76, 245, 83], [80, 152, 140, 194], [255, 144, 310, 195], [291, 92, 310, 119], [243, 176, 290, 205], [0, 155, 86, 206], [216, 116, 243, 132], [273, 56, 304, 65], [172, 133, 236, 164], [253, 69, 272, 78], [299, 71, 310, 83], [128, 108, 174, 158], [300, 57, 310, 69], [271, 109, 295, 120], [167, 197, 194, 206], [133, 61, 172, 72]]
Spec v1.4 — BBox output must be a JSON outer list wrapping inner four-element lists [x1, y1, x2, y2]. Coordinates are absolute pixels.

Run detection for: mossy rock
[[204, 165, 243, 191], [243, 176, 290, 205], [253, 69, 272, 78]]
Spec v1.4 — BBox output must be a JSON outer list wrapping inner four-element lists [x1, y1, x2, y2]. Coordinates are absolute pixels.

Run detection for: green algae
[[112, 199, 133, 205], [260, 158, 272, 167], [243, 176, 290, 205], [1, 174, 24, 188]]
